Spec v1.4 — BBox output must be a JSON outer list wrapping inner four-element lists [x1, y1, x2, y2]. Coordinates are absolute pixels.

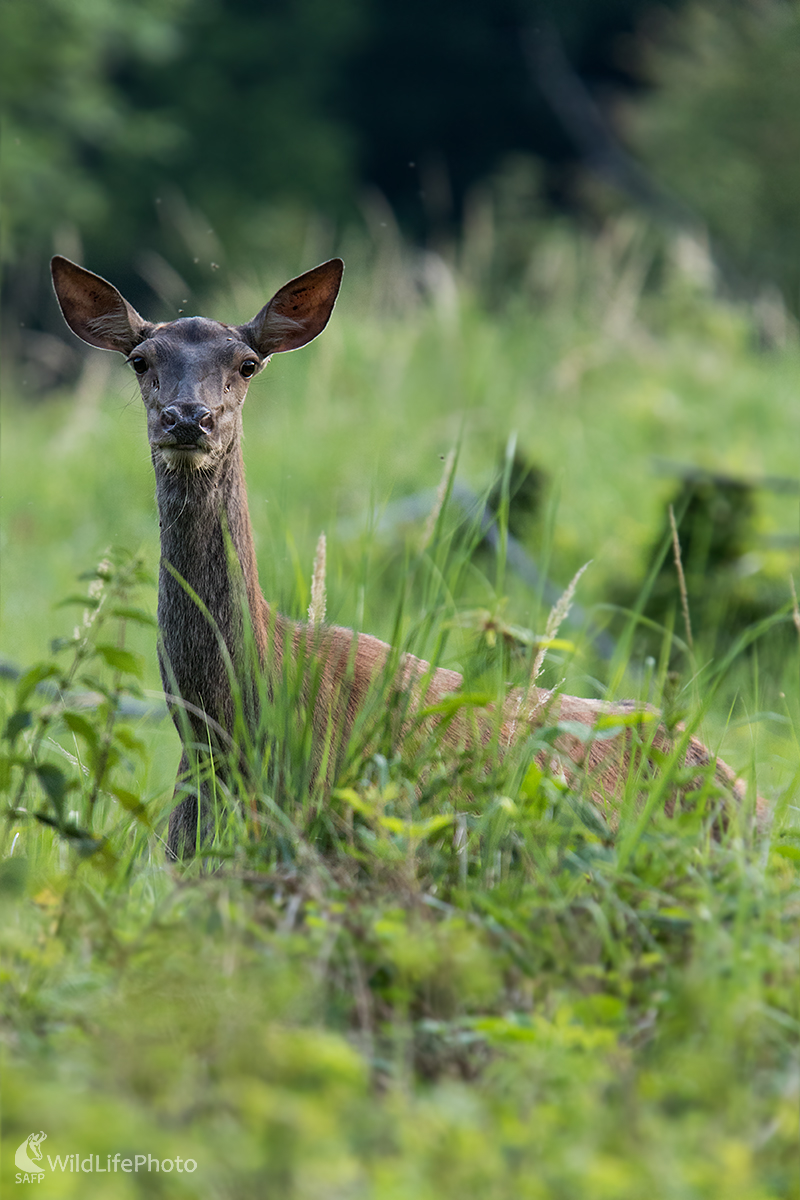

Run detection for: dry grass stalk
[[529, 560, 592, 689], [790, 575, 800, 641], [420, 448, 456, 552], [308, 532, 327, 627], [669, 504, 693, 652], [504, 560, 592, 745]]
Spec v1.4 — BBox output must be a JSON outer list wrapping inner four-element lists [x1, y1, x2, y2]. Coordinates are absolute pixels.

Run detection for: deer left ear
[[51, 256, 151, 354], [239, 258, 344, 356]]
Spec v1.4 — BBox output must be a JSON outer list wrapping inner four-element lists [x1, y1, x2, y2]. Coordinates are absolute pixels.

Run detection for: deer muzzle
[[160, 404, 215, 443], [154, 404, 217, 470]]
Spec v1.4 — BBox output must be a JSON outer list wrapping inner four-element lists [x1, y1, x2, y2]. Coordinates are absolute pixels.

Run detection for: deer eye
[[130, 355, 148, 375], [240, 359, 259, 379]]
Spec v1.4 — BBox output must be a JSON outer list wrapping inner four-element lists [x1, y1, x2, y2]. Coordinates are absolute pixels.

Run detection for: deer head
[[51, 255, 344, 474]]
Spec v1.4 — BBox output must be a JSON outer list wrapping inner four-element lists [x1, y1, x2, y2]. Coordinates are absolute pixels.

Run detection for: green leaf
[[0, 755, 13, 789], [572, 994, 626, 1027], [519, 761, 544, 800], [110, 605, 157, 627], [93, 645, 144, 677], [4, 710, 32, 743], [113, 727, 147, 755], [55, 594, 101, 610], [356, 828, 406, 861], [773, 844, 800, 863], [33, 812, 105, 856], [0, 856, 28, 898], [15, 662, 61, 705], [419, 692, 492, 718], [379, 813, 455, 839], [471, 1015, 538, 1043], [51, 636, 79, 653], [35, 763, 71, 816], [332, 787, 372, 816], [595, 710, 658, 730], [109, 785, 150, 823], [533, 636, 576, 654], [62, 711, 100, 750], [77, 674, 114, 698]]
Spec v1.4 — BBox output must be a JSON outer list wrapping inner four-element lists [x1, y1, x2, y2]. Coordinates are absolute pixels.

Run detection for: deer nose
[[160, 405, 214, 442]]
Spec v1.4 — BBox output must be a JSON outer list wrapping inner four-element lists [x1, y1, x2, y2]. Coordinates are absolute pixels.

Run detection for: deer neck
[[154, 442, 276, 729]]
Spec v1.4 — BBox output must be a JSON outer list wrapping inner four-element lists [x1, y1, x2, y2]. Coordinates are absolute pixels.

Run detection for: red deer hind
[[51, 256, 762, 858]]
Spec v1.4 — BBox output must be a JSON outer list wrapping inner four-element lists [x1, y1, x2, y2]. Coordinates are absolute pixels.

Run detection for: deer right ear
[[51, 256, 151, 354], [239, 258, 344, 356]]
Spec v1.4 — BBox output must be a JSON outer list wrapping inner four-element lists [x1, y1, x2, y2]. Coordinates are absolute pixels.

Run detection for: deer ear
[[239, 258, 344, 355], [51, 256, 151, 354]]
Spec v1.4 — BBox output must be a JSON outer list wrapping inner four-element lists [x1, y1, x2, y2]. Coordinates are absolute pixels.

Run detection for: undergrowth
[[2, 221, 799, 1196], [1, 527, 798, 1197]]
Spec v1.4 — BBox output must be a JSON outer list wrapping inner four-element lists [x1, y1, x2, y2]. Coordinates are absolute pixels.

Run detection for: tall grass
[[1, 218, 798, 1196]]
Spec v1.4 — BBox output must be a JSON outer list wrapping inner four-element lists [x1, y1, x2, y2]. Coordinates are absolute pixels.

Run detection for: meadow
[[1, 219, 798, 1197]]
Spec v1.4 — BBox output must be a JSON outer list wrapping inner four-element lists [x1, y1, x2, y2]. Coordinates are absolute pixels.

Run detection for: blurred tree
[[3, 0, 696, 379], [625, 0, 800, 312], [340, 0, 682, 237], [0, 0, 194, 383], [111, 0, 362, 274], [1, 0, 188, 268], [1, 0, 362, 367], [1, 0, 681, 283]]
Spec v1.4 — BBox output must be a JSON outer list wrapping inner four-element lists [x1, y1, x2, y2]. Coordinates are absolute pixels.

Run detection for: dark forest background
[[4, 0, 800, 366]]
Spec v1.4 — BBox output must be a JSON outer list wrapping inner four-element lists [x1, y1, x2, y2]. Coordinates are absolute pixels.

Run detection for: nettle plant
[[2, 553, 155, 866]]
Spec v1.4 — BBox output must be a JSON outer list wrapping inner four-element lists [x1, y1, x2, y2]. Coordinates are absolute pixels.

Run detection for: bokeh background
[[6, 0, 800, 365], [4, 0, 800, 700], [2, 6, 800, 1196]]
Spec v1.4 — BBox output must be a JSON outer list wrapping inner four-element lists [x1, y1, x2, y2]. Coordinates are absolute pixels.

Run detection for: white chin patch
[[160, 447, 211, 471]]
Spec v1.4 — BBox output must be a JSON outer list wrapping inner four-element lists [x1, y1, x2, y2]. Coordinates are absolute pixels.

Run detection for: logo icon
[[15, 1131, 47, 1177]]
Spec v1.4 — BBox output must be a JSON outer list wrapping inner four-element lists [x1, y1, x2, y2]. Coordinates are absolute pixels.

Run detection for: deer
[[50, 255, 764, 859]]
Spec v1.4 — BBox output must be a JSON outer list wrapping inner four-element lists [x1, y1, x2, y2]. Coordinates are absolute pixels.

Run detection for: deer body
[[51, 256, 760, 858]]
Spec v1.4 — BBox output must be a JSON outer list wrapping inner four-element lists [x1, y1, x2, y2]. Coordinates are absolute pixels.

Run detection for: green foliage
[[1, 527, 797, 1196], [2, 0, 700, 318], [0, 0, 190, 263], [628, 0, 800, 312], [1, 554, 157, 865], [1, 550, 797, 1192], [2, 231, 799, 1195], [117, 0, 362, 254], [0, 0, 361, 290]]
